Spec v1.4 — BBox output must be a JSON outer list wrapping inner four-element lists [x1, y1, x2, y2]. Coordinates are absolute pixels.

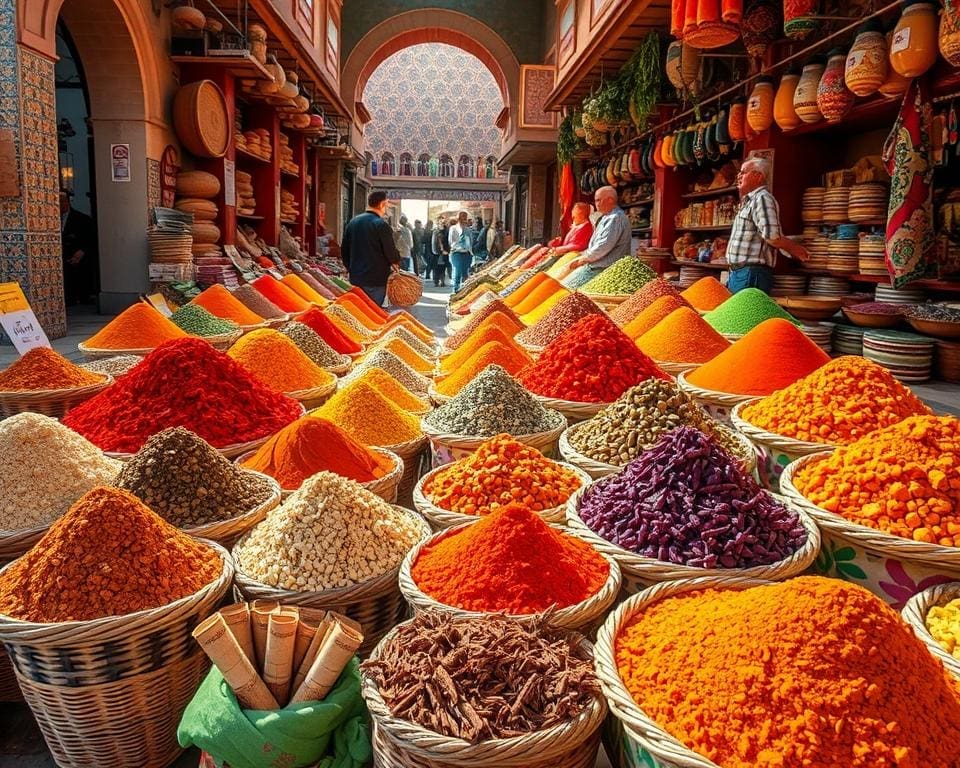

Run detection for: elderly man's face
[[594, 191, 616, 215], [737, 164, 764, 196]]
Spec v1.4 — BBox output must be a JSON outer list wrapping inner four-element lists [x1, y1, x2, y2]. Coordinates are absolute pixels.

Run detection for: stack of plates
[[848, 183, 888, 224], [858, 233, 887, 275], [875, 284, 926, 305], [806, 236, 831, 271], [862, 329, 934, 382], [833, 323, 867, 355], [147, 226, 193, 265], [802, 187, 825, 224], [678, 265, 713, 288], [808, 275, 851, 297], [827, 238, 860, 273], [771, 274, 807, 297], [801, 225, 821, 238], [822, 187, 851, 224], [802, 322, 834, 354]]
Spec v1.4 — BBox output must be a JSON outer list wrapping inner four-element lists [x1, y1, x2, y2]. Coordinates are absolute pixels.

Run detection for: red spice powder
[[298, 307, 363, 354], [252, 275, 312, 313]]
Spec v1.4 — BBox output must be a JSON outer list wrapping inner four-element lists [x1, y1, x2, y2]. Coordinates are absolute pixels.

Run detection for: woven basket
[[204, 328, 243, 351], [902, 582, 960, 681], [383, 435, 428, 507], [182, 471, 281, 547], [78, 342, 159, 360], [420, 418, 567, 469], [0, 646, 21, 702], [235, 446, 404, 503], [595, 576, 768, 768], [287, 379, 338, 410], [653, 360, 698, 376], [730, 400, 834, 492], [324, 357, 353, 376], [412, 462, 592, 530], [173, 79, 230, 158], [676, 371, 754, 424], [0, 542, 233, 768], [584, 293, 632, 308], [426, 382, 452, 407], [232, 507, 431, 657], [0, 375, 113, 419], [241, 321, 270, 333], [362, 623, 606, 768], [386, 271, 423, 308], [565, 486, 820, 595], [781, 455, 960, 607], [532, 393, 609, 425]]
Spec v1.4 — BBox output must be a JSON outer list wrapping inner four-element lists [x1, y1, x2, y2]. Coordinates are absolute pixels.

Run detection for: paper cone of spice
[[290, 616, 363, 704], [193, 612, 279, 710], [251, 600, 280, 670], [219, 603, 256, 664], [263, 611, 298, 704]]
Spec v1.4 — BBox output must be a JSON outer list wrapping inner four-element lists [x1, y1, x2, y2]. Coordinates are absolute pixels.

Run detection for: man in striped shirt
[[568, 186, 631, 271], [726, 157, 809, 294]]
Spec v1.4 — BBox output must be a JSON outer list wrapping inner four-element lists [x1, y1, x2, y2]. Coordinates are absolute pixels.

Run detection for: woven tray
[[287, 379, 338, 410], [676, 371, 754, 424], [383, 435, 428, 508], [183, 471, 281, 547], [0, 375, 113, 419], [78, 342, 159, 360], [398, 521, 621, 635], [324, 357, 353, 376], [653, 360, 698, 376], [902, 582, 960, 681], [426, 383, 452, 407], [412, 462, 592, 530], [204, 328, 242, 351], [564, 486, 821, 595]]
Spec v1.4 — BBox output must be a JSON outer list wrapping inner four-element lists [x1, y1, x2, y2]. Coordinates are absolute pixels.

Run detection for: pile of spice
[[363, 611, 600, 743], [382, 311, 434, 343], [609, 279, 686, 325], [315, 380, 422, 447], [252, 275, 311, 313], [373, 337, 433, 373], [281, 274, 328, 306], [348, 368, 429, 413], [84, 302, 190, 349], [424, 365, 565, 437], [679, 276, 731, 311], [518, 285, 572, 326], [240, 416, 395, 490], [169, 304, 238, 337], [80, 354, 142, 378], [580, 426, 806, 568], [516, 292, 603, 348], [0, 486, 221, 622], [440, 326, 531, 375], [192, 284, 265, 326], [926, 597, 960, 660], [847, 301, 904, 316], [63, 338, 302, 453], [623, 295, 690, 339], [334, 294, 384, 330], [298, 307, 363, 354], [0, 347, 103, 391], [0, 413, 120, 530], [704, 287, 801, 335], [347, 348, 430, 394], [636, 307, 731, 364], [562, 264, 601, 290], [518, 314, 668, 403], [686, 319, 830, 396], [116, 427, 274, 527], [347, 287, 390, 322], [568, 379, 742, 465], [435, 341, 532, 397], [234, 471, 423, 590], [504, 273, 551, 309], [444, 305, 523, 351], [510, 277, 567, 317], [423, 434, 582, 515], [228, 329, 335, 393], [741, 356, 932, 445], [378, 325, 436, 360], [231, 284, 286, 320], [614, 577, 960, 766], [299, 271, 336, 300], [326, 305, 376, 341], [499, 270, 536, 299], [279, 321, 350, 369], [907, 303, 960, 322], [581, 257, 656, 295], [792, 415, 960, 545], [411, 503, 609, 613]]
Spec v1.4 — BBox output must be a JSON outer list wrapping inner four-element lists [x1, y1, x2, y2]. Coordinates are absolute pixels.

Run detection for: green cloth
[[177, 658, 371, 768]]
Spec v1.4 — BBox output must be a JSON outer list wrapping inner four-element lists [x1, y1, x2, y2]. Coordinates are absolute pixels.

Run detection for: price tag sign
[[0, 282, 51, 354], [143, 293, 173, 317]]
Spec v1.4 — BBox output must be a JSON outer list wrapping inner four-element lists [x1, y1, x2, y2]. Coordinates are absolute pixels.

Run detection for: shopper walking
[[411, 219, 424, 276], [421, 219, 434, 280], [726, 157, 809, 294], [431, 216, 448, 287], [472, 219, 490, 269], [448, 210, 474, 292], [394, 214, 414, 271], [341, 191, 401, 307], [568, 186, 631, 272], [487, 220, 504, 261]]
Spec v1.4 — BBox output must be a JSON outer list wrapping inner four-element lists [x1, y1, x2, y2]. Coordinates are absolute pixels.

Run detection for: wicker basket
[[362, 623, 606, 768], [0, 542, 234, 768], [595, 576, 767, 768], [78, 342, 159, 360], [412, 462, 592, 530], [384, 435, 428, 507], [287, 379, 338, 410], [203, 328, 243, 351], [676, 371, 754, 424], [420, 418, 567, 469], [386, 271, 424, 308], [0, 523, 51, 563], [241, 321, 270, 334], [0, 646, 21, 702], [324, 357, 353, 376], [232, 507, 431, 657], [565, 486, 820, 595], [235, 446, 404, 503], [0, 375, 113, 419], [173, 79, 230, 158], [902, 582, 960, 681], [781, 455, 960, 607], [730, 400, 834, 492], [653, 360, 698, 376], [398, 521, 621, 635], [532, 393, 609, 425], [182, 471, 281, 547], [426, 383, 452, 407]]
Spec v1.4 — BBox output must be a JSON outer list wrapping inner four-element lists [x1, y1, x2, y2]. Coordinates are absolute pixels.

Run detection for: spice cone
[[290, 616, 363, 704], [220, 604, 255, 665], [293, 612, 325, 674], [193, 613, 279, 711], [251, 600, 280, 671], [263, 612, 298, 705]]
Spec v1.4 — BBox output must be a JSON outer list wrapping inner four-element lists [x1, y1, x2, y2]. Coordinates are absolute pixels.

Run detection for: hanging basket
[[386, 271, 423, 308], [420, 417, 567, 469], [902, 582, 960, 681], [0, 375, 113, 419]]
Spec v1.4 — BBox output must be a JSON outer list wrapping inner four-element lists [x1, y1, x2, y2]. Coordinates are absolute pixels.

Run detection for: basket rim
[[780, 454, 960, 567], [77, 341, 160, 357], [419, 415, 567, 445], [381, 433, 428, 457], [195, 328, 243, 344], [182, 469, 282, 539], [532, 392, 613, 412], [676, 370, 758, 405], [398, 519, 622, 629], [0, 373, 113, 400], [564, 485, 821, 583], [557, 425, 621, 477], [730, 400, 839, 454], [901, 582, 960, 680], [285, 379, 338, 401], [234, 446, 404, 495], [653, 359, 699, 375]]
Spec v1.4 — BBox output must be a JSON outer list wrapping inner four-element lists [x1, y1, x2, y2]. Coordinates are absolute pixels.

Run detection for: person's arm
[[554, 222, 594, 255], [340, 224, 352, 270], [448, 226, 459, 251], [756, 192, 810, 262], [378, 220, 402, 266], [571, 215, 624, 267]]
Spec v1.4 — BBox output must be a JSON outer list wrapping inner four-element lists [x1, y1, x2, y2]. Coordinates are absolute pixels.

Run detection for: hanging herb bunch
[[558, 114, 579, 165], [622, 31, 661, 130]]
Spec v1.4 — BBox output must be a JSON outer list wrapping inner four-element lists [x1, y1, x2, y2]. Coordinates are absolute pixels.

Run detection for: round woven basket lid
[[174, 80, 230, 158]]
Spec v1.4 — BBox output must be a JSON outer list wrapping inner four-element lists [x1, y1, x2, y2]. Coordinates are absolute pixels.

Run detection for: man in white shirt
[[448, 210, 474, 292], [569, 186, 631, 271]]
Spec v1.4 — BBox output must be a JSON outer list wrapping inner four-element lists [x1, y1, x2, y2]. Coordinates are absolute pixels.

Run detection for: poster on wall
[[110, 144, 130, 182], [519, 65, 557, 129], [0, 282, 51, 355]]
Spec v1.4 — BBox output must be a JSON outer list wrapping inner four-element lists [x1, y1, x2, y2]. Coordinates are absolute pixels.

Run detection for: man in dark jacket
[[341, 191, 401, 306]]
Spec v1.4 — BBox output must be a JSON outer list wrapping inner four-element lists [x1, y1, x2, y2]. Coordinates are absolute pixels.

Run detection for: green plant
[[557, 114, 579, 165], [621, 31, 661, 130]]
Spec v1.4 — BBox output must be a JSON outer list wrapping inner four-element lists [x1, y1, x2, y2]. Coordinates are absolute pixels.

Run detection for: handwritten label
[[0, 282, 51, 354], [144, 293, 173, 317], [891, 28, 910, 55], [224, 160, 236, 207], [845, 51, 863, 73]]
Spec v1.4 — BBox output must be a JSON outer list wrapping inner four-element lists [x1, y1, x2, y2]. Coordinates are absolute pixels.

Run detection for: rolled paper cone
[[329, 611, 362, 635], [292, 615, 331, 693], [193, 613, 279, 711], [219, 604, 255, 666], [251, 600, 280, 672], [264, 612, 298, 706], [290, 617, 363, 705], [293, 616, 320, 674]]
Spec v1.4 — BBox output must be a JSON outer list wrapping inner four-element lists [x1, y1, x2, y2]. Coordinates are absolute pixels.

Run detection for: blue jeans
[[450, 252, 472, 292], [359, 285, 387, 307], [400, 257, 412, 272], [727, 264, 774, 294]]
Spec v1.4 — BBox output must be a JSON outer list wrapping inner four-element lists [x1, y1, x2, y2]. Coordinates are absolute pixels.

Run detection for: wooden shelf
[[235, 146, 270, 164], [280, 218, 299, 225], [682, 185, 738, 200], [237, 213, 264, 221], [624, 198, 654, 208], [171, 54, 273, 81], [671, 260, 730, 271], [676, 224, 732, 232], [281, 168, 300, 178], [632, 227, 652, 234]]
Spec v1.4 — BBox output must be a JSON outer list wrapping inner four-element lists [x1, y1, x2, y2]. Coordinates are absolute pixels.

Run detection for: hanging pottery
[[684, 125, 698, 164], [629, 148, 642, 176], [817, 48, 855, 123], [664, 133, 679, 167], [693, 122, 707, 162], [746, 79, 775, 133], [783, 0, 820, 41], [794, 58, 826, 124], [653, 137, 666, 170], [620, 153, 632, 181], [704, 114, 720, 159], [774, 71, 801, 131], [889, 2, 938, 78], [684, 0, 741, 49], [940, 0, 960, 66], [741, 0, 780, 59], [845, 19, 888, 97], [728, 98, 747, 142], [606, 157, 619, 185], [878, 30, 911, 98], [716, 105, 731, 144]]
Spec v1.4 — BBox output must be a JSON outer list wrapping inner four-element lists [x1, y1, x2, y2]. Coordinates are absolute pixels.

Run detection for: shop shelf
[[682, 185, 738, 200]]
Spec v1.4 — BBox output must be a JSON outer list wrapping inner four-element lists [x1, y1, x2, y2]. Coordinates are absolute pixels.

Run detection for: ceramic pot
[[728, 98, 747, 142], [845, 21, 889, 97], [653, 137, 666, 169], [784, 0, 820, 40], [940, 0, 960, 66], [817, 49, 855, 123], [742, 0, 780, 58], [794, 59, 826, 124], [716, 105, 731, 144], [890, 2, 939, 78], [629, 148, 642, 177], [879, 29, 911, 97], [774, 71, 802, 131], [747, 79, 775, 133]]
